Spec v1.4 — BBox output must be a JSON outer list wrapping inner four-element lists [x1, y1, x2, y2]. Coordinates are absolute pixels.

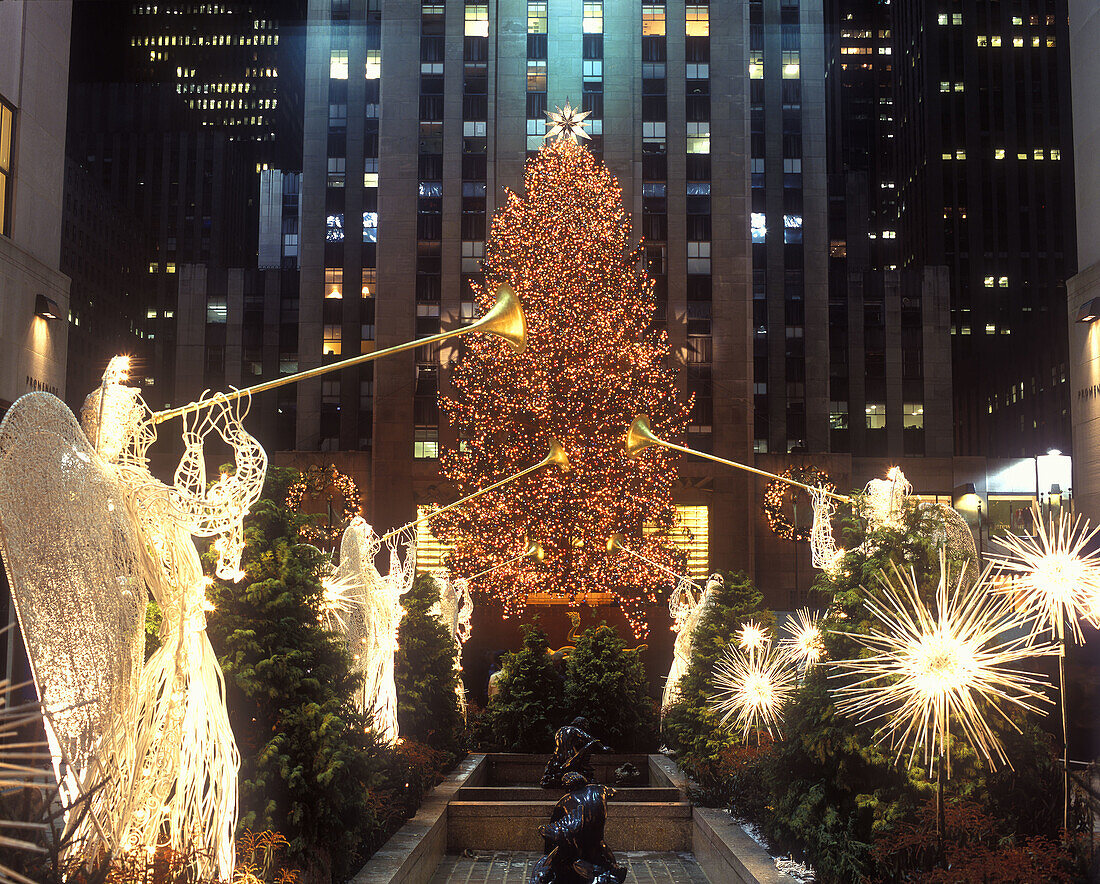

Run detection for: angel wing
[[0, 392, 147, 786]]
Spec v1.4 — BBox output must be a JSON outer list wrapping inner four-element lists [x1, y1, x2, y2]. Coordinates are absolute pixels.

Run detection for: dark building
[[64, 0, 307, 408], [71, 0, 306, 169], [888, 1, 1076, 458], [61, 157, 151, 405], [66, 82, 255, 408], [823, 1, 953, 460]]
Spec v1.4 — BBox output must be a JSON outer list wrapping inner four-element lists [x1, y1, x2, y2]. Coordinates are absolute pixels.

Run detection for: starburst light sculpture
[[738, 621, 768, 655], [989, 506, 1100, 645], [709, 638, 797, 741], [544, 100, 592, 142], [781, 608, 825, 669], [988, 506, 1100, 826], [832, 554, 1057, 774]]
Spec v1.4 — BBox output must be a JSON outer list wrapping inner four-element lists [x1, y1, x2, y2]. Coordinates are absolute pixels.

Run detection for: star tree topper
[[544, 100, 592, 143]]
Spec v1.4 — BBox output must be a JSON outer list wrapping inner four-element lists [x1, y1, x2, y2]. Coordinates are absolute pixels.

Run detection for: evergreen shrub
[[660, 569, 774, 800], [483, 621, 566, 752], [395, 572, 466, 763], [563, 624, 657, 752], [206, 467, 447, 882]]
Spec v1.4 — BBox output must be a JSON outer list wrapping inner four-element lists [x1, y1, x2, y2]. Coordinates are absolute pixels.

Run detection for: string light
[[286, 465, 362, 548], [434, 138, 690, 638], [763, 466, 834, 542]]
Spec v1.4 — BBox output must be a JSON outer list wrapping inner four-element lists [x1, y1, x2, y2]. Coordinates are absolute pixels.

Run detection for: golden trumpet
[[525, 536, 548, 562], [467, 537, 546, 580], [625, 414, 851, 503], [380, 439, 570, 541], [151, 284, 526, 425]]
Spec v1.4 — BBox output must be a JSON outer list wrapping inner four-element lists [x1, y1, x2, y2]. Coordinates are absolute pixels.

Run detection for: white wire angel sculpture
[[662, 572, 723, 712], [323, 516, 416, 742], [432, 573, 474, 715], [810, 467, 977, 579], [0, 356, 265, 878]]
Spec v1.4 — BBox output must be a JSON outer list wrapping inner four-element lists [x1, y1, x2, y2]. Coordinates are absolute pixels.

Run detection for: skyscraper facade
[[889, 1, 1076, 458], [65, 0, 307, 413], [300, 0, 756, 573], [823, 2, 954, 460]]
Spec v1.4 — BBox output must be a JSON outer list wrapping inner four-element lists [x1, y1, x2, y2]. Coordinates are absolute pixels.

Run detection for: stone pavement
[[428, 850, 711, 883]]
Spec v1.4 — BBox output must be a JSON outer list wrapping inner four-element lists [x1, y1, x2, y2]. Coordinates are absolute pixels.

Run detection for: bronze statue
[[528, 772, 627, 884], [540, 717, 612, 789]]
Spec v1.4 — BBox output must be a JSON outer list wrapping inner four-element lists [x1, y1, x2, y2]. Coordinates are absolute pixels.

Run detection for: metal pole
[[793, 500, 799, 606], [1059, 613, 1070, 831]]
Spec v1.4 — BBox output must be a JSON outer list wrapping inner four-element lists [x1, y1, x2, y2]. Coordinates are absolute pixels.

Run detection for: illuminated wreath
[[286, 464, 362, 547], [763, 466, 835, 543]]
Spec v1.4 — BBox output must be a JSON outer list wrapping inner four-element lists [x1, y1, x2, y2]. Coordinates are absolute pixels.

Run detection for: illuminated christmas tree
[[435, 129, 690, 637]]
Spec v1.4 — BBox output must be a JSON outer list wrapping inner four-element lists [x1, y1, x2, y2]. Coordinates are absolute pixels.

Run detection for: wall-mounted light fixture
[[1076, 297, 1100, 323], [952, 482, 978, 507], [34, 294, 60, 321]]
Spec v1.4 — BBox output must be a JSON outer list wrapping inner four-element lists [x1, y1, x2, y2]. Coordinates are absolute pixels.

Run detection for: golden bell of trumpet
[[473, 283, 527, 353], [524, 537, 547, 561], [625, 414, 663, 458], [606, 532, 625, 552], [541, 437, 572, 472]]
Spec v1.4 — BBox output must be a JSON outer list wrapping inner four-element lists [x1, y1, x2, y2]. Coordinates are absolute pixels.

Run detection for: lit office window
[[330, 49, 348, 79], [686, 122, 710, 154], [414, 507, 454, 572], [528, 1, 547, 34], [527, 59, 547, 91], [464, 3, 488, 36], [325, 267, 343, 298], [685, 5, 708, 37], [0, 98, 12, 237], [782, 51, 800, 79], [829, 401, 849, 429], [414, 427, 439, 458], [673, 505, 709, 581], [207, 298, 228, 324], [583, 1, 603, 34], [749, 51, 763, 80], [365, 50, 381, 79], [903, 403, 924, 429], [323, 324, 342, 356], [642, 4, 665, 36], [865, 402, 886, 429]]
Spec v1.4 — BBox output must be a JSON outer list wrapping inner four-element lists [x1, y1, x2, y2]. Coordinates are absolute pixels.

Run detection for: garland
[[763, 466, 835, 543], [286, 464, 362, 547]]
